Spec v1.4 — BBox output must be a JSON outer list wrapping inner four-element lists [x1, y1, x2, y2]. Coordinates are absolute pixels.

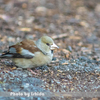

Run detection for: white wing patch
[[21, 48, 35, 56]]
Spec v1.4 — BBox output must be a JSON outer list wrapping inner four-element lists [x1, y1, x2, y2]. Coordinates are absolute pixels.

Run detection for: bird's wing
[[0, 40, 41, 59]]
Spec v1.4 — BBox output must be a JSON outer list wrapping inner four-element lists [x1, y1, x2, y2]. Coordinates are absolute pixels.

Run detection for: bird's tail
[[0, 50, 13, 58], [0, 50, 33, 59], [0, 53, 13, 58]]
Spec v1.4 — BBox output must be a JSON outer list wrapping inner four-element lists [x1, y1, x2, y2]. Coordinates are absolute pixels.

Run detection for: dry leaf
[[69, 36, 81, 40], [92, 98, 98, 100], [34, 27, 48, 33], [52, 34, 68, 39], [61, 49, 70, 54], [57, 70, 62, 73], [20, 28, 31, 32], [12, 67, 17, 70], [62, 62, 69, 65]]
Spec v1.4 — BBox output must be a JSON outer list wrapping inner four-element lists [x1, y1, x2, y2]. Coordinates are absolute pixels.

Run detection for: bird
[[0, 36, 59, 74]]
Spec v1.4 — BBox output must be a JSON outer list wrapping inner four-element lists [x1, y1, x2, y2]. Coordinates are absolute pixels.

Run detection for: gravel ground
[[0, 0, 100, 100]]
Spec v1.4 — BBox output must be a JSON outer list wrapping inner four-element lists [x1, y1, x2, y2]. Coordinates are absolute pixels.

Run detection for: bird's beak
[[50, 43, 59, 50]]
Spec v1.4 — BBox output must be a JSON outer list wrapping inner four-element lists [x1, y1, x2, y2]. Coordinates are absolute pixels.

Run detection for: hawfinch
[[0, 36, 59, 69]]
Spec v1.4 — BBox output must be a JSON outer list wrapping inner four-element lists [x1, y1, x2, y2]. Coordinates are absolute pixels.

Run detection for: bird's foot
[[27, 68, 38, 75]]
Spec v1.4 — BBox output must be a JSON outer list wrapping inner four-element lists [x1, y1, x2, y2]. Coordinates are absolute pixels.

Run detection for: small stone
[[49, 23, 56, 32], [45, 3, 55, 9], [52, 57, 56, 61], [79, 56, 88, 61], [77, 7, 88, 14], [26, 16, 35, 24], [67, 46, 72, 52], [35, 6, 48, 16], [17, 68, 23, 71], [23, 74, 28, 78], [67, 75, 72, 80], [24, 83, 30, 88], [25, 35, 34, 39], [8, 36, 15, 42], [80, 21, 89, 28], [67, 18, 80, 25], [95, 4, 100, 13]]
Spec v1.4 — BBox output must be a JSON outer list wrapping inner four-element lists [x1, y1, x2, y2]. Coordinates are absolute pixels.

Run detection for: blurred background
[[0, 0, 100, 99], [0, 0, 100, 53]]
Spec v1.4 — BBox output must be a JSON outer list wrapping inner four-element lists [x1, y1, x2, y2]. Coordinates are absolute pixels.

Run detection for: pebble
[[67, 75, 72, 80], [26, 16, 35, 24], [45, 3, 55, 9], [17, 68, 23, 71], [49, 23, 56, 32], [25, 35, 34, 39], [35, 6, 48, 16], [52, 14, 59, 19], [67, 18, 80, 25], [23, 74, 28, 78], [95, 4, 100, 13], [67, 45, 72, 52], [22, 83, 30, 88], [79, 56, 88, 61], [77, 7, 88, 14]]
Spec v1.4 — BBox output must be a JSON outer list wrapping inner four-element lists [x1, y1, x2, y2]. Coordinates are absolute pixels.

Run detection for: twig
[[51, 34, 68, 40]]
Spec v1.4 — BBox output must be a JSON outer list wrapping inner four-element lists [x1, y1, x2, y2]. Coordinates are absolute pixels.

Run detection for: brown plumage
[[0, 36, 59, 69], [10, 39, 41, 54]]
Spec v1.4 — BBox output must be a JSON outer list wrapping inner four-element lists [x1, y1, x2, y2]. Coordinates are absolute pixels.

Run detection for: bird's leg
[[27, 68, 37, 75]]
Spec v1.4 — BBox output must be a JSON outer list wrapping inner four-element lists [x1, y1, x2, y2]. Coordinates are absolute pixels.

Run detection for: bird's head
[[36, 36, 59, 54]]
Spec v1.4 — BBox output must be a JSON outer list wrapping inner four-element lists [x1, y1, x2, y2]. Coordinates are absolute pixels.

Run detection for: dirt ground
[[0, 0, 100, 100]]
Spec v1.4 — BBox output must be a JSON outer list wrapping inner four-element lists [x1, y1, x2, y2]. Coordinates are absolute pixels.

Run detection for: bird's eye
[[46, 43, 50, 46]]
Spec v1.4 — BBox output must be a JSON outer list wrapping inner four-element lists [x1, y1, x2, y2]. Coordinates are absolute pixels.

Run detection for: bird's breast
[[13, 51, 53, 68]]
